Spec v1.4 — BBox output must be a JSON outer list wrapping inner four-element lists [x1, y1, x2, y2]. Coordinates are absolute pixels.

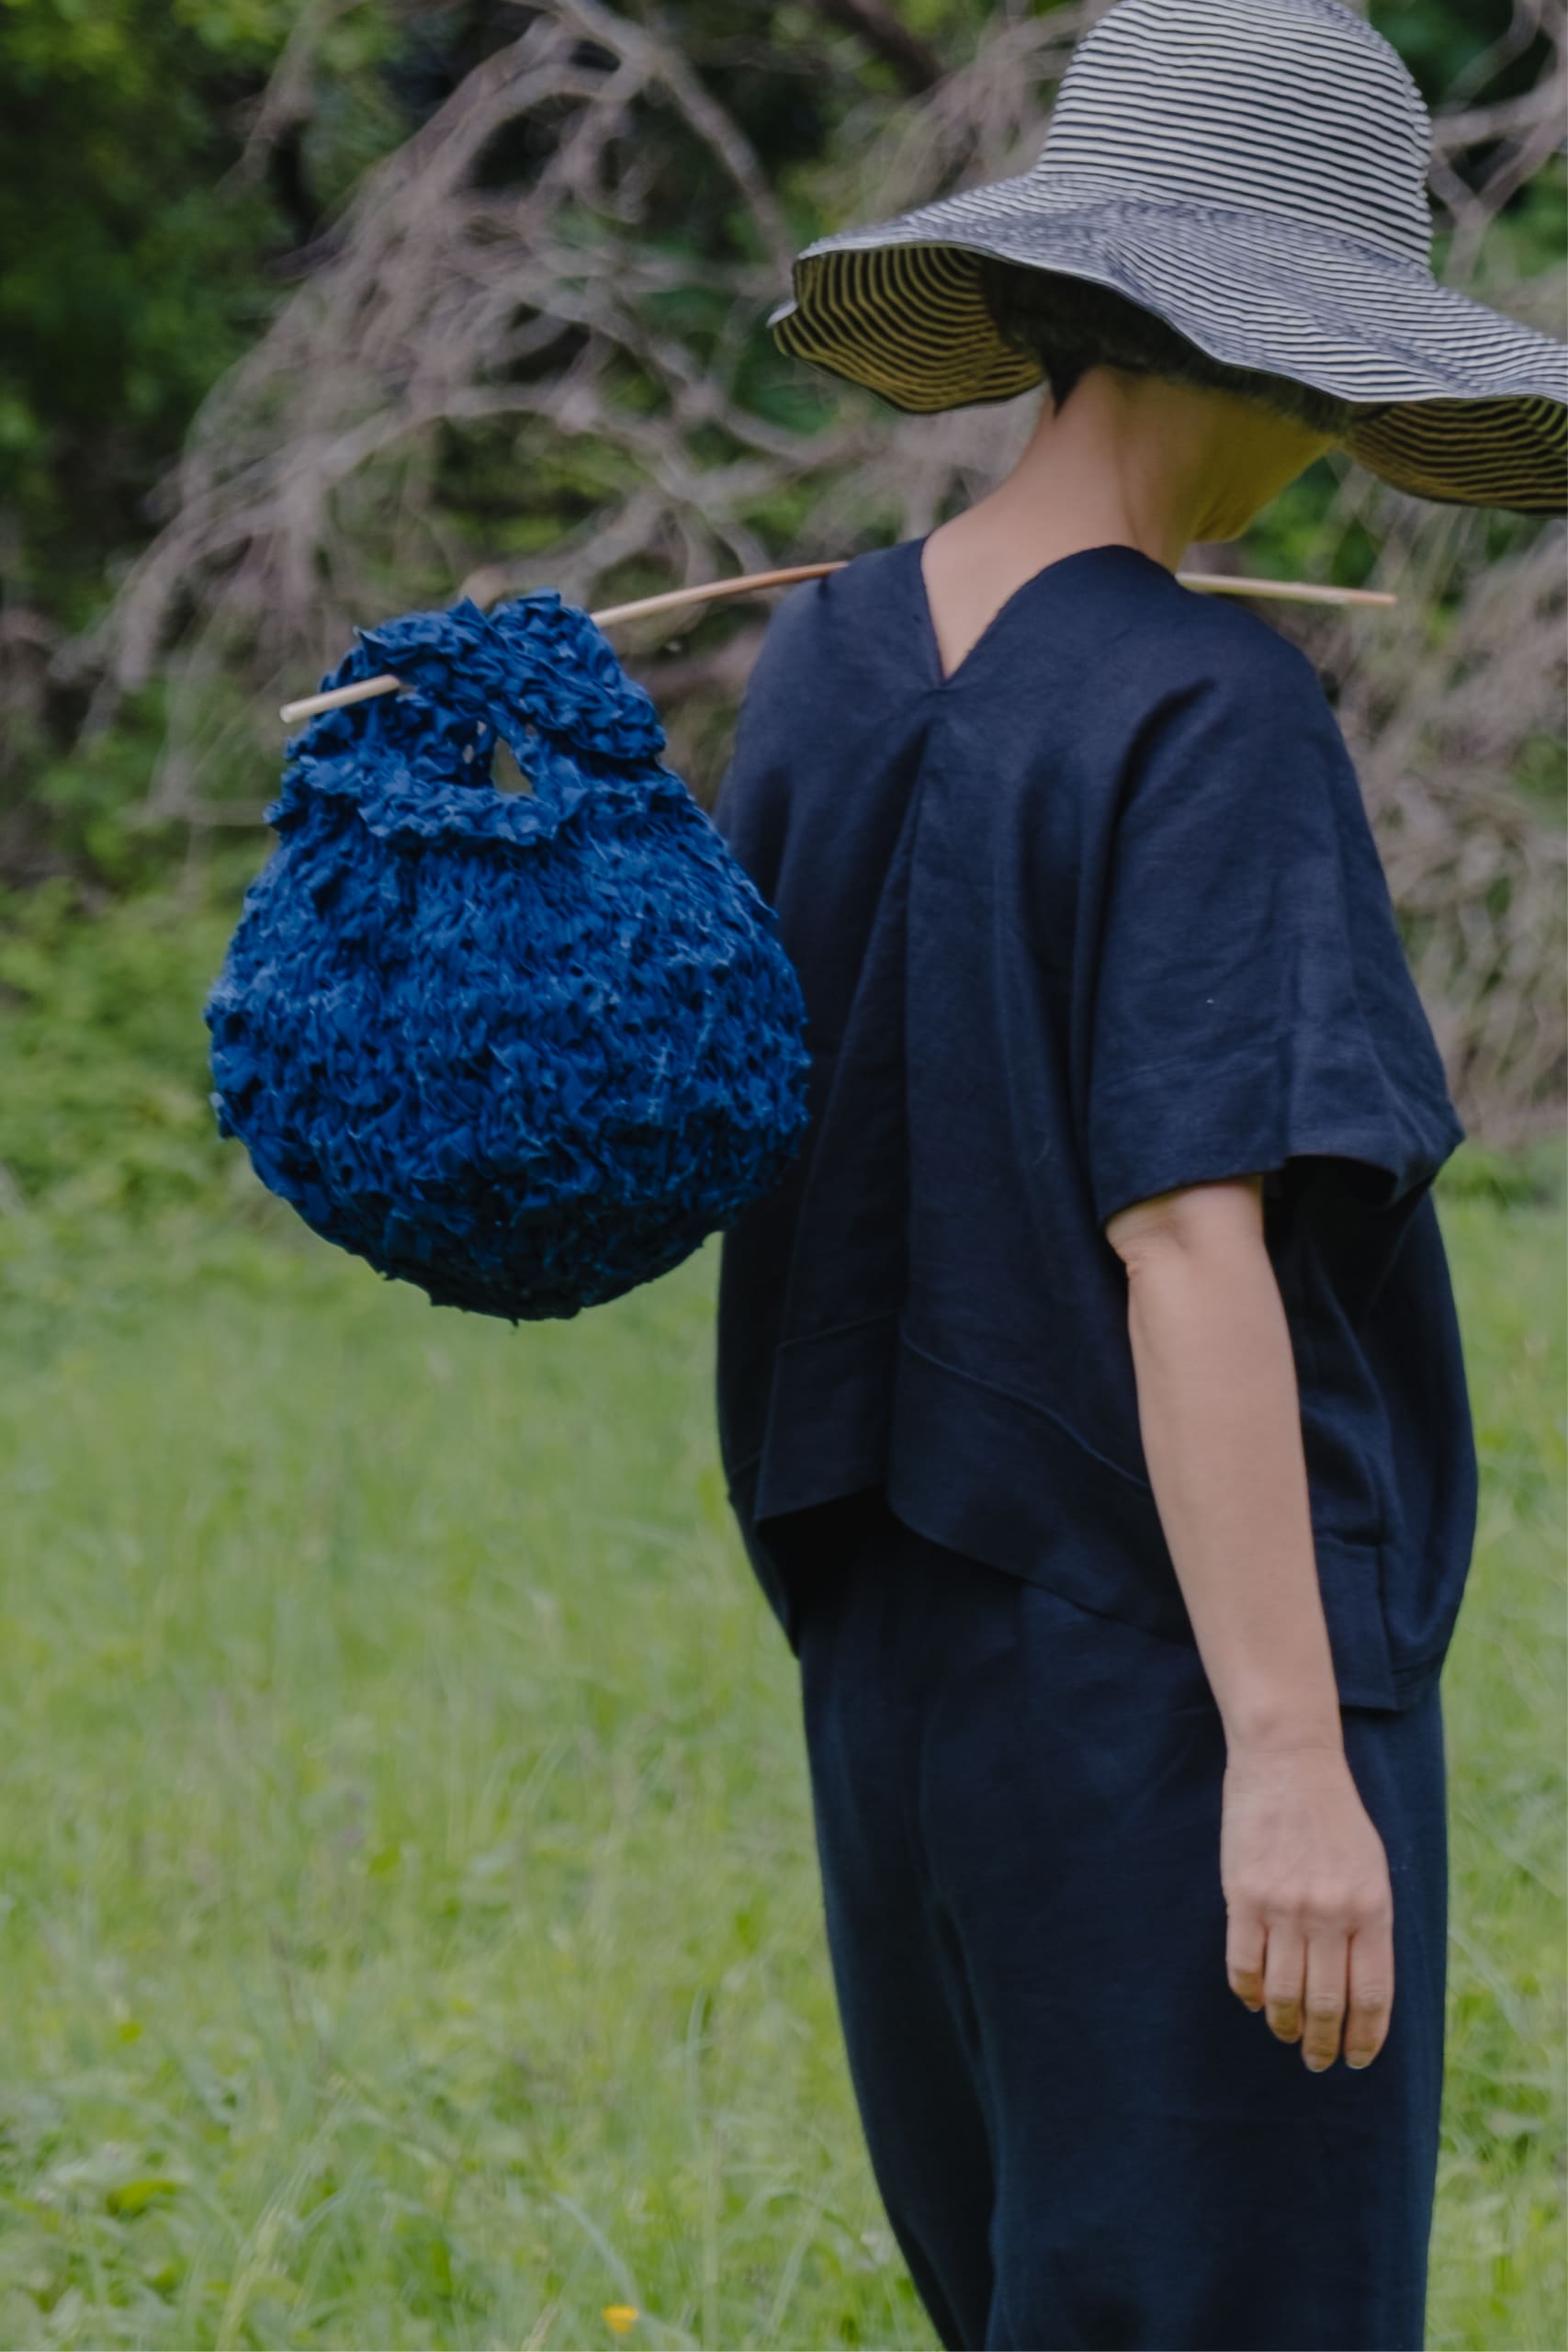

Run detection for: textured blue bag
[[206, 591, 811, 1319]]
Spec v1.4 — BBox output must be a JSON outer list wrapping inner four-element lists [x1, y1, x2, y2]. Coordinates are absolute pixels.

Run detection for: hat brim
[[770, 187, 1567, 514]]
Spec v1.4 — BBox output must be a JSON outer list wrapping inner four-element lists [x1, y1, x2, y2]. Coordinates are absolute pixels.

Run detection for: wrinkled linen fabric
[[206, 591, 811, 1319]]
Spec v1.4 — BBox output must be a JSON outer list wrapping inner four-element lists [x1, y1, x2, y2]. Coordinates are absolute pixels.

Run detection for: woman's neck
[[941, 367, 1327, 581]]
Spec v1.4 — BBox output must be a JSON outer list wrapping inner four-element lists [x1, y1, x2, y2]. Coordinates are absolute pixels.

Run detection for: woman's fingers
[[1260, 1917, 1305, 2043], [1344, 1915, 1396, 2069], [1229, 1905, 1394, 2070], [1225, 1905, 1267, 2011], [1301, 1929, 1350, 2070]]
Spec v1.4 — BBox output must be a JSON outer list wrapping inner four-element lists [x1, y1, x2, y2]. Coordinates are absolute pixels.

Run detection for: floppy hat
[[768, 0, 1568, 514]]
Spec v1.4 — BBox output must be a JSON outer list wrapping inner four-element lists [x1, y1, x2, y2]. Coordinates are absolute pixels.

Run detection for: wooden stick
[[277, 560, 1396, 726]]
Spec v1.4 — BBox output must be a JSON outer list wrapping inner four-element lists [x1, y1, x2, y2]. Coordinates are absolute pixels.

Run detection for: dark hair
[[977, 255, 1358, 437]]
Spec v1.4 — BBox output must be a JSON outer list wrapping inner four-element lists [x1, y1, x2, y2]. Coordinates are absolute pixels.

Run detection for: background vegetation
[[0, 4, 1562, 2346], [1, 1, 1564, 1152]]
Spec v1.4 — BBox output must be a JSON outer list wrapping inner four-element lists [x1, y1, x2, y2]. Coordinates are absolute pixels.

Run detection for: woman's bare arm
[[1105, 1176, 1340, 1746], [1103, 1175, 1395, 2072]]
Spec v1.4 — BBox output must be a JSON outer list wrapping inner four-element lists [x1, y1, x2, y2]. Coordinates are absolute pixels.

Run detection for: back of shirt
[[712, 532, 1478, 1712]]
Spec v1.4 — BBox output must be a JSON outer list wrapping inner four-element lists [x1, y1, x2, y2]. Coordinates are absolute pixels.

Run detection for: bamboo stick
[[276, 559, 1396, 727]]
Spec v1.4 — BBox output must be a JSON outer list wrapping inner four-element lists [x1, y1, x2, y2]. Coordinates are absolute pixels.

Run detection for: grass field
[[0, 1173, 1562, 2350]]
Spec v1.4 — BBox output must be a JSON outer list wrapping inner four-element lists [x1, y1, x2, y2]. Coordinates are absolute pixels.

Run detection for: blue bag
[[205, 592, 810, 1319]]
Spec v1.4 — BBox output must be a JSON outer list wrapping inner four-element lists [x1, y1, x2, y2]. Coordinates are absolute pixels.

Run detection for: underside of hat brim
[[771, 199, 1568, 515]]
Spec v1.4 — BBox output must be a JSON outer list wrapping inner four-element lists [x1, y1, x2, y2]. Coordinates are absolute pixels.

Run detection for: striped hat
[[769, 0, 1567, 514]]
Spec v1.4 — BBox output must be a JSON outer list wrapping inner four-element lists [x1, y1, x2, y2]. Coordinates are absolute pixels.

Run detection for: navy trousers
[[788, 1490, 1448, 2352]]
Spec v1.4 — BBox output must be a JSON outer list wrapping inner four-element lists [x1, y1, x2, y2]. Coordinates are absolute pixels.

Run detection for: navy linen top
[[711, 534, 1478, 1712]]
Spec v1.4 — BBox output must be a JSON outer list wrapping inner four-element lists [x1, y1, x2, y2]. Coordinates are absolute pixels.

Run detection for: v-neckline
[[909, 530, 1163, 693]]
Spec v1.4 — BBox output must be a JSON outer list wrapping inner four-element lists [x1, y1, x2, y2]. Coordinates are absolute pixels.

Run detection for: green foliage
[[22, 693, 188, 888], [1437, 1130, 1565, 1210], [0, 0, 408, 622], [0, 872, 260, 1220], [1371, 0, 1556, 104]]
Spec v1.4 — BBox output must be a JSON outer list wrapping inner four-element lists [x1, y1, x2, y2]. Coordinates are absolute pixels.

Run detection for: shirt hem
[[728, 1323, 1427, 1710]]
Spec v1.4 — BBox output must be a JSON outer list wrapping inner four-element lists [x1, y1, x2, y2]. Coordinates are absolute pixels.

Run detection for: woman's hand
[[1220, 1736, 1395, 2072]]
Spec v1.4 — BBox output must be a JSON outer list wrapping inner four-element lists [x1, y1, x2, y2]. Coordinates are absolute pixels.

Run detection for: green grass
[[0, 1174, 1561, 2350]]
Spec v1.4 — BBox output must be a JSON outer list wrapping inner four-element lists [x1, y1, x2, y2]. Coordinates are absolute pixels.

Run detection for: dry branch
[[49, 0, 1568, 1142]]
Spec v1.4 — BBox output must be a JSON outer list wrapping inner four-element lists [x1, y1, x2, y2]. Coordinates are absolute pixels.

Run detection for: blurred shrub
[[0, 0, 410, 624], [0, 873, 254, 1218]]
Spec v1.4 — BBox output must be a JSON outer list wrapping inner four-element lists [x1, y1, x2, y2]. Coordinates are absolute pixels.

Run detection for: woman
[[711, 2, 1566, 2346]]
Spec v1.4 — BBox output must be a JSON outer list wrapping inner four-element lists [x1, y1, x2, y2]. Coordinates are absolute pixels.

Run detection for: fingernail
[[1347, 2055, 1371, 2070], [1304, 2055, 1330, 2072]]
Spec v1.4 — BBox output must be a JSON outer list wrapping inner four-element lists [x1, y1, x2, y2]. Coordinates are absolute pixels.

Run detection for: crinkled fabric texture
[[206, 591, 811, 1319]]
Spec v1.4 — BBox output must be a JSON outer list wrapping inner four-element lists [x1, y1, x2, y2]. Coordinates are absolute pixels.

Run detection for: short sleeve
[[1083, 643, 1465, 1233]]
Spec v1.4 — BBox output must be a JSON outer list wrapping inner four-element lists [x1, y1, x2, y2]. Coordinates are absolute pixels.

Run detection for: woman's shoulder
[[1136, 568, 1329, 711], [739, 541, 892, 685]]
